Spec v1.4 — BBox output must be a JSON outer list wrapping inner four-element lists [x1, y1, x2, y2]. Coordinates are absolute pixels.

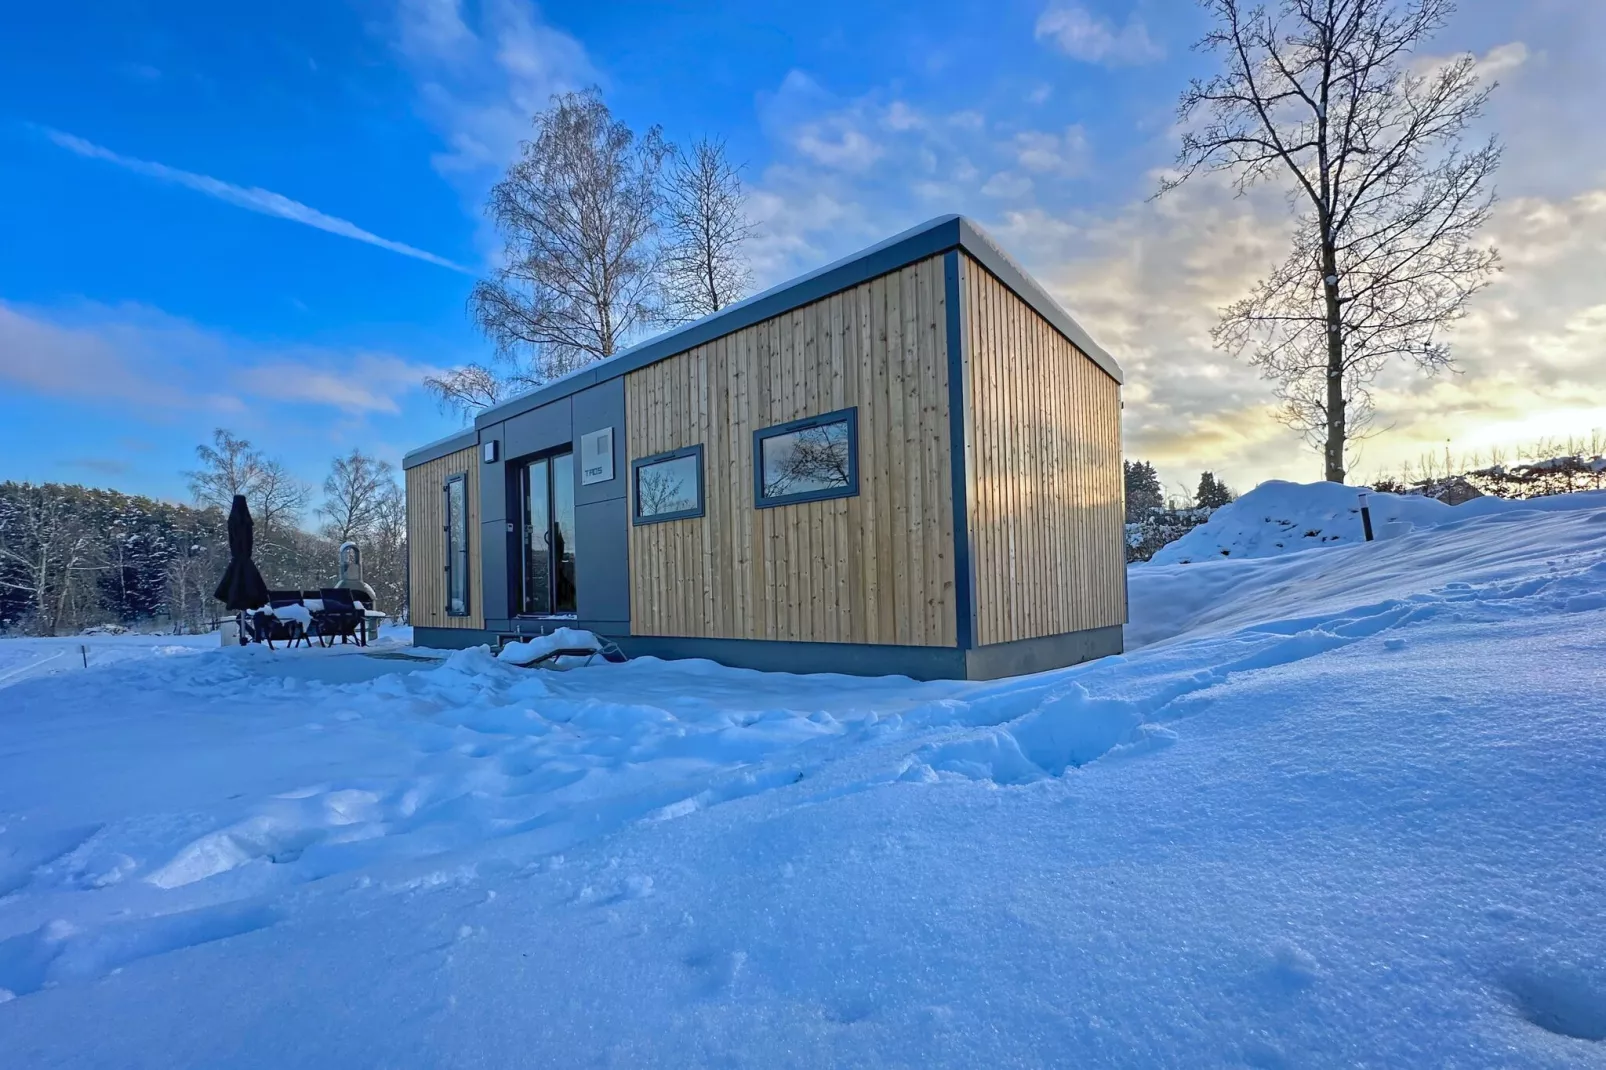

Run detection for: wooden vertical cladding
[[405, 445, 484, 630], [626, 255, 957, 646], [960, 253, 1125, 647]]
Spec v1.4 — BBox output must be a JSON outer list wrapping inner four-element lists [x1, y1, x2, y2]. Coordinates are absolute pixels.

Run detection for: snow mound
[[497, 628, 606, 665], [1148, 479, 1606, 564], [1130, 486, 1606, 648]]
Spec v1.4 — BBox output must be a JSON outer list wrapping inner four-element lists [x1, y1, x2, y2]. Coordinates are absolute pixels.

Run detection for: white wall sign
[[580, 427, 615, 485]]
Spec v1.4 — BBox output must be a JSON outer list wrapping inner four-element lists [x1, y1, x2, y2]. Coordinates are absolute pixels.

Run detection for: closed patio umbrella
[[213, 494, 270, 613]]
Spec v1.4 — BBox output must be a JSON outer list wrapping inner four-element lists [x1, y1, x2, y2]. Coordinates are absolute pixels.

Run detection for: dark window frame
[[631, 444, 706, 525], [753, 407, 860, 509], [443, 471, 470, 617]]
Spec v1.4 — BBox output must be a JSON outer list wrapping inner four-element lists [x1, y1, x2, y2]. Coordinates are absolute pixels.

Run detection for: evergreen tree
[[1124, 460, 1164, 522], [1196, 471, 1236, 510]]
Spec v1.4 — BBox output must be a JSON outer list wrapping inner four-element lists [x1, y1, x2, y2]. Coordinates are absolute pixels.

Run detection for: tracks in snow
[[1, 546, 1603, 1000]]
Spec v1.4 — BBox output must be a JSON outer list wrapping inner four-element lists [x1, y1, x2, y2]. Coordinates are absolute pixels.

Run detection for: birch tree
[[364, 483, 408, 619], [1162, 0, 1501, 482], [436, 89, 670, 415], [186, 429, 309, 537], [318, 449, 397, 544]]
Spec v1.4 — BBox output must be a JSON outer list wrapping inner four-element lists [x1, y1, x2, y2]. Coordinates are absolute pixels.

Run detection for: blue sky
[[3, 0, 1604, 507]]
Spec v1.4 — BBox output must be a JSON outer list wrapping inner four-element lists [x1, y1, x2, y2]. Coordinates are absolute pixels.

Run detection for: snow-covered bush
[[1126, 507, 1213, 563]]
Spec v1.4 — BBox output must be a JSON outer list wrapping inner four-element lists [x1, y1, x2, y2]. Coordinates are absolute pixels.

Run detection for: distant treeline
[[0, 431, 408, 636]]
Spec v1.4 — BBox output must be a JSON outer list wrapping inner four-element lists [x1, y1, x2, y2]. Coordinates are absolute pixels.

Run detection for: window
[[754, 407, 858, 508], [444, 474, 469, 616], [632, 445, 704, 524]]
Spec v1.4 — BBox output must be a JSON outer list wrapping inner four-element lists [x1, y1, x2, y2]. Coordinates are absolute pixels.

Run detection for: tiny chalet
[[403, 215, 1126, 679]]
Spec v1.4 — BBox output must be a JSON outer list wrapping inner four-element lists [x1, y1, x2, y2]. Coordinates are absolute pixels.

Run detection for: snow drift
[[2, 490, 1605, 1067], [1148, 478, 1606, 564]]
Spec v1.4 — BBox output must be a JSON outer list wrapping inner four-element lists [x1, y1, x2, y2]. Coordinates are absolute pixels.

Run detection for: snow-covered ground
[[0, 633, 216, 692], [3, 487, 1605, 1067], [0, 626, 417, 692]]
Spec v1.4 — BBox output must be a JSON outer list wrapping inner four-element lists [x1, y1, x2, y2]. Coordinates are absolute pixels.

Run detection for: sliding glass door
[[519, 452, 577, 616]]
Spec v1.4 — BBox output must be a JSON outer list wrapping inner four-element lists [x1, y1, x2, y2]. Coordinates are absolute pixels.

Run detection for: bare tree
[[660, 137, 755, 323], [1161, 0, 1501, 482], [364, 483, 408, 620], [318, 449, 397, 544], [186, 429, 262, 510], [163, 519, 227, 636], [186, 429, 309, 537], [420, 363, 504, 416], [439, 89, 671, 417], [252, 460, 311, 541], [0, 484, 100, 636]]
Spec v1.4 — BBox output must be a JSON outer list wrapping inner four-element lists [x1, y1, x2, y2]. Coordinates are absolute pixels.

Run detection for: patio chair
[[313, 588, 366, 647], [243, 595, 312, 651]]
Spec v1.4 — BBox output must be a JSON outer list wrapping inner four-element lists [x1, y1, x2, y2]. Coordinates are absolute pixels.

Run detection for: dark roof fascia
[[472, 214, 1122, 431], [402, 428, 477, 470]]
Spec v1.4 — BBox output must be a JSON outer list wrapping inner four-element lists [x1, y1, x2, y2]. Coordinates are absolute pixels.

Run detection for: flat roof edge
[[469, 213, 1121, 430], [403, 428, 477, 470]]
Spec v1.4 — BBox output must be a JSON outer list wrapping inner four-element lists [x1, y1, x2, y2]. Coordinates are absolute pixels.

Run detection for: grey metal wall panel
[[571, 378, 627, 506], [574, 496, 631, 627], [504, 397, 573, 460], [412, 626, 496, 650], [478, 518, 510, 622], [478, 422, 507, 525]]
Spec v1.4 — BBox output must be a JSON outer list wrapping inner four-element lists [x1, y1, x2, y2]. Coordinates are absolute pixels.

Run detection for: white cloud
[[0, 301, 445, 417], [1475, 41, 1530, 78], [981, 171, 1034, 199], [43, 129, 470, 274], [885, 101, 924, 132], [948, 110, 986, 133], [1035, 4, 1163, 66], [234, 353, 442, 415], [761, 71, 888, 173], [1013, 125, 1090, 176], [390, 0, 595, 179], [749, 74, 1101, 283], [0, 301, 235, 409], [1413, 40, 1531, 80], [795, 121, 884, 171]]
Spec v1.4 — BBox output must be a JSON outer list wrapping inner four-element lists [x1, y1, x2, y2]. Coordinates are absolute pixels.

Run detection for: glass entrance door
[[519, 452, 578, 616], [551, 452, 576, 613]]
